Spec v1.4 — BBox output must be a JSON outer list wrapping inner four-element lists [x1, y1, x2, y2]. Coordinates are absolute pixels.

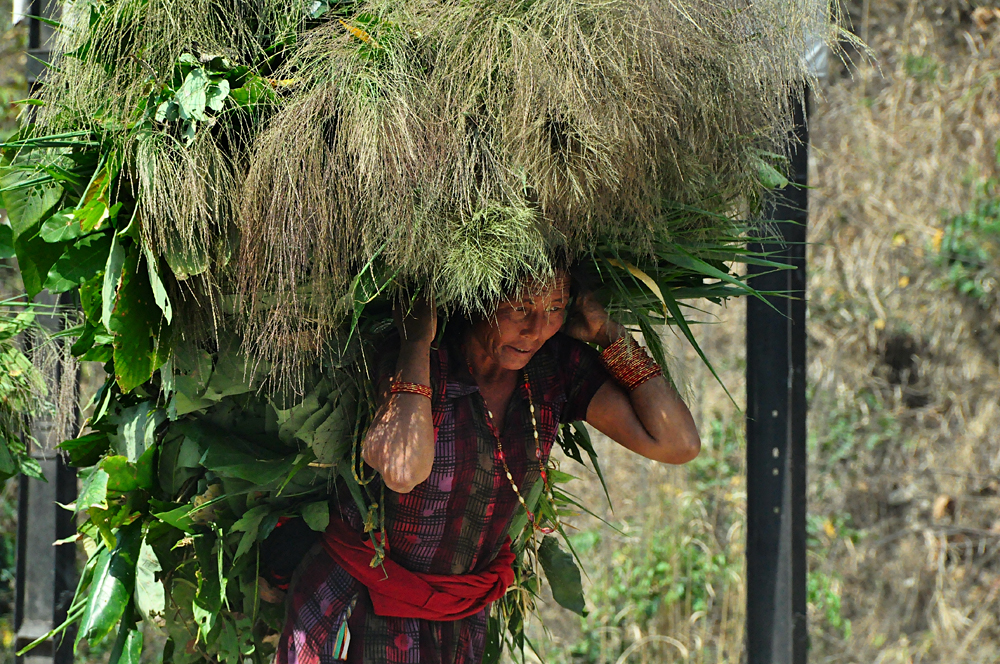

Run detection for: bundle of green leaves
[[0, 0, 840, 661], [0, 305, 48, 486]]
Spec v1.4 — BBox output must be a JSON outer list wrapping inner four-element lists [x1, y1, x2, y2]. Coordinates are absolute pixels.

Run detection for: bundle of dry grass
[[238, 0, 843, 370], [28, 0, 844, 377]]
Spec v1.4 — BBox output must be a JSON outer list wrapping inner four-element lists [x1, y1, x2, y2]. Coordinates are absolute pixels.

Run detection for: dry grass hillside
[[526, 2, 1000, 663]]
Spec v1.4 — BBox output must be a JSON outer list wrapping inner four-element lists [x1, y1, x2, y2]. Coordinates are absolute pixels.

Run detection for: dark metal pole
[[745, 91, 809, 664]]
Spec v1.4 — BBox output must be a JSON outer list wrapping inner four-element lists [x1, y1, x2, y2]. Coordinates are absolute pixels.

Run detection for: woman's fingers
[[564, 291, 611, 344], [396, 293, 437, 346]]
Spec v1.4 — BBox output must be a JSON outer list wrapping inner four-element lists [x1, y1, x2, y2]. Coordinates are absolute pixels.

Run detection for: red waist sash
[[321, 516, 516, 621]]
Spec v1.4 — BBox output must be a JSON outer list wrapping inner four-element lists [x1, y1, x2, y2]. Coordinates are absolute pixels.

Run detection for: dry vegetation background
[[4, 0, 1000, 663], [526, 1, 1000, 663]]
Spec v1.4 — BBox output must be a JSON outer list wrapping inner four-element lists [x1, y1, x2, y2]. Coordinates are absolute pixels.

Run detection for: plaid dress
[[278, 332, 609, 664]]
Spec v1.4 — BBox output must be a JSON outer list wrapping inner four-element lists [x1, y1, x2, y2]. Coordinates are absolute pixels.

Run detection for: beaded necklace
[[470, 363, 555, 534]]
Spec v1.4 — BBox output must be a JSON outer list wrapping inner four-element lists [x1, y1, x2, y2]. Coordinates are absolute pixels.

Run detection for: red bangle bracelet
[[390, 381, 433, 399], [601, 335, 663, 391]]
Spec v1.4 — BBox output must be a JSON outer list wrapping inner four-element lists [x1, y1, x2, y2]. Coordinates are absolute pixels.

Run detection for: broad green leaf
[[81, 343, 114, 363], [507, 479, 544, 543], [482, 614, 504, 664], [201, 343, 261, 400], [154, 101, 178, 123], [538, 535, 586, 616], [181, 121, 197, 145], [78, 468, 109, 511], [102, 232, 126, 329], [161, 228, 210, 279], [157, 433, 202, 497], [0, 225, 13, 258], [232, 505, 269, 561], [38, 209, 85, 242], [170, 390, 217, 417], [77, 549, 118, 647], [78, 199, 118, 232], [78, 522, 142, 648], [142, 246, 172, 323], [758, 160, 789, 189], [43, 232, 113, 293], [229, 76, 273, 108], [312, 389, 356, 465], [0, 439, 18, 483], [18, 456, 44, 480], [80, 273, 103, 324], [110, 246, 166, 392], [151, 503, 194, 533], [134, 537, 164, 623], [58, 431, 110, 467], [302, 501, 330, 532], [176, 69, 209, 121], [14, 231, 66, 298], [275, 379, 329, 444], [101, 454, 152, 493], [0, 167, 62, 238], [200, 449, 294, 485], [205, 80, 230, 112], [117, 628, 143, 664], [111, 402, 165, 462], [293, 401, 332, 445], [70, 321, 98, 357], [193, 530, 226, 639]]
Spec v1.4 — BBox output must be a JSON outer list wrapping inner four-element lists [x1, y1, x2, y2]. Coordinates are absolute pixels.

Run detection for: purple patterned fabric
[[278, 332, 609, 664]]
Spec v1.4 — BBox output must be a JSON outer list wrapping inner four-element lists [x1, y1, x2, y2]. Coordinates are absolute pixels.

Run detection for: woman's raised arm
[[361, 298, 437, 493], [564, 293, 701, 464]]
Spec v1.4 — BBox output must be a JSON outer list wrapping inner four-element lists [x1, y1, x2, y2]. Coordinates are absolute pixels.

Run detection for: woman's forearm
[[589, 322, 700, 463], [361, 341, 436, 493], [625, 376, 701, 463]]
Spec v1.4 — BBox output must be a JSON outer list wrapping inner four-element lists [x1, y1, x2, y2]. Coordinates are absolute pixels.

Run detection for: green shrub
[[935, 189, 1000, 310]]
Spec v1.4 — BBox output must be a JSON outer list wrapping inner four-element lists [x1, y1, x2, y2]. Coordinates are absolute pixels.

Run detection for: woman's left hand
[[563, 291, 625, 348]]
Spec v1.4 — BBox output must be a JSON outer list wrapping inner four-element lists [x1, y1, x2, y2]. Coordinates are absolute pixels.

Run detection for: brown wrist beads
[[601, 335, 663, 391]]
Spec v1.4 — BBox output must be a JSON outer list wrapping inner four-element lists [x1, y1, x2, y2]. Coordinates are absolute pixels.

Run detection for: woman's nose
[[521, 311, 545, 338]]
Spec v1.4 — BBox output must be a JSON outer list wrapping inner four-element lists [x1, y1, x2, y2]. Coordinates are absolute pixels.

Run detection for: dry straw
[[33, 0, 845, 375]]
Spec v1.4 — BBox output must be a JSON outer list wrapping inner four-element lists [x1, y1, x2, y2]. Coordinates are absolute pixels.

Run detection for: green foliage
[[538, 535, 587, 616], [809, 389, 900, 474], [0, 306, 49, 487], [934, 187, 1000, 310], [904, 54, 939, 83], [808, 570, 851, 640]]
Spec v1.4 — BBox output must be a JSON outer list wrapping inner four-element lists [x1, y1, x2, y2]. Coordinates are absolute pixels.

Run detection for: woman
[[278, 273, 701, 664]]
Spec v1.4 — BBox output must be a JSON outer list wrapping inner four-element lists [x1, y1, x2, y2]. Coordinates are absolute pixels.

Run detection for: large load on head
[[0, 1, 839, 661]]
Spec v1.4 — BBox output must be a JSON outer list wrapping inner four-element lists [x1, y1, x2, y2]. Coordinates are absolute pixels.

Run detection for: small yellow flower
[[931, 228, 944, 253], [892, 232, 907, 247], [823, 519, 836, 538], [874, 318, 886, 331], [898, 275, 910, 288]]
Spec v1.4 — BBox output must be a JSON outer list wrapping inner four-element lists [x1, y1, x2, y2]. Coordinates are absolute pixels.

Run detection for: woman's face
[[470, 276, 571, 371]]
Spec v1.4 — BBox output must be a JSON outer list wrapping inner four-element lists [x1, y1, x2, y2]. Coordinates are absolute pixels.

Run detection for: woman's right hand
[[367, 293, 437, 493], [394, 294, 437, 348]]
